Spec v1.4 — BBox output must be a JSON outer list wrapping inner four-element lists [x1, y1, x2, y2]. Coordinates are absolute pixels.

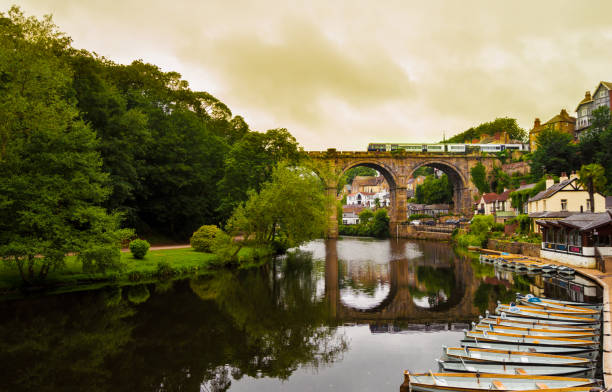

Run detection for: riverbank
[[0, 246, 271, 297]]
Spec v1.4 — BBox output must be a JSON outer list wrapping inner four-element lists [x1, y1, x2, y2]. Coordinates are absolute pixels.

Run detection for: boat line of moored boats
[[402, 287, 605, 392], [479, 251, 577, 276]]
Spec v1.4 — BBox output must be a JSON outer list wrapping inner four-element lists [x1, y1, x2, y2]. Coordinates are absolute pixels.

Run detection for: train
[[366, 143, 529, 153]]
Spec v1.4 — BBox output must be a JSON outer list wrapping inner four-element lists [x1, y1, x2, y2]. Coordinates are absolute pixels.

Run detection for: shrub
[[190, 225, 221, 252], [210, 231, 239, 266], [129, 239, 150, 259], [80, 245, 124, 273], [155, 260, 174, 278], [492, 223, 505, 232]]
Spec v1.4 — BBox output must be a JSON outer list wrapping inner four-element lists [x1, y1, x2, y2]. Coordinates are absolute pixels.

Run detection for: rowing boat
[[517, 298, 600, 314], [459, 340, 598, 360], [516, 294, 603, 312], [478, 317, 598, 332], [436, 360, 595, 377], [495, 304, 599, 322], [405, 372, 599, 392], [483, 311, 600, 327], [441, 347, 591, 366], [471, 323, 598, 341], [464, 330, 598, 347], [497, 302, 599, 317]]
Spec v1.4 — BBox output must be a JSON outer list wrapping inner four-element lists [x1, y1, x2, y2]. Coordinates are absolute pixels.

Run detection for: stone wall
[[403, 225, 451, 241], [487, 239, 541, 257]]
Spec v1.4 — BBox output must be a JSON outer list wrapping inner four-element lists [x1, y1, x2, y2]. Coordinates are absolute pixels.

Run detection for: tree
[[217, 129, 303, 222], [470, 162, 490, 194], [530, 128, 578, 179], [0, 7, 128, 283], [371, 209, 390, 238], [446, 117, 527, 143], [577, 164, 607, 213], [415, 175, 453, 204], [226, 164, 327, 251]]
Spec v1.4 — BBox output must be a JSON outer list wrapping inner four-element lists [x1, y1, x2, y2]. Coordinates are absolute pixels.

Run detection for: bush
[[492, 223, 505, 232], [155, 260, 174, 278], [129, 239, 150, 259], [210, 231, 239, 266], [80, 245, 124, 273], [190, 225, 221, 252]]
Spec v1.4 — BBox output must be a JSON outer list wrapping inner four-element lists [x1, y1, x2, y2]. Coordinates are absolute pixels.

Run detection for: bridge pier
[[326, 187, 339, 239], [390, 187, 408, 238]]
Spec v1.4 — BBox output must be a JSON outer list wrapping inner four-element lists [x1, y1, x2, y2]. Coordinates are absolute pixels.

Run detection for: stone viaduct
[[307, 150, 499, 238]]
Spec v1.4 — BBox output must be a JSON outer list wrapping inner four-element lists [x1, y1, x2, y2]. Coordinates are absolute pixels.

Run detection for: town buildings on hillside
[[341, 205, 364, 225], [529, 81, 612, 149]]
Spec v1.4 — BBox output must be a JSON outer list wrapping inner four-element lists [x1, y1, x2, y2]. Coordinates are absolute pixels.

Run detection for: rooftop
[[528, 178, 575, 202]]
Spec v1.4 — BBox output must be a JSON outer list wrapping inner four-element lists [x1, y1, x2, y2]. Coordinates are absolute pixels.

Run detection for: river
[[0, 238, 601, 392]]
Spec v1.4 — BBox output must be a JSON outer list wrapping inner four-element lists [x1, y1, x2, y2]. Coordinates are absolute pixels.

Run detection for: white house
[[342, 205, 365, 225], [346, 191, 390, 208]]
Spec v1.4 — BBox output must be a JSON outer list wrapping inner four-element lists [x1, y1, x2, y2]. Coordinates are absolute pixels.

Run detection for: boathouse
[[536, 209, 612, 268]]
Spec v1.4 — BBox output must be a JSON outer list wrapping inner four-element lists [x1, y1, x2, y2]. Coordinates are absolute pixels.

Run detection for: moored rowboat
[[471, 323, 598, 341], [483, 311, 600, 327], [441, 347, 591, 366], [495, 304, 599, 322], [478, 316, 598, 332], [436, 360, 595, 377], [464, 330, 598, 348], [405, 372, 599, 392], [459, 340, 598, 360], [516, 294, 603, 312]]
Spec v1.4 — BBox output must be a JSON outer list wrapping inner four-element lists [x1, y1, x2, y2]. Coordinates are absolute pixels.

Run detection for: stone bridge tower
[[307, 150, 498, 238]]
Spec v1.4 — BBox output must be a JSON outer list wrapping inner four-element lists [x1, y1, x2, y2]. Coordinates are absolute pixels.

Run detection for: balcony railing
[[543, 242, 583, 255]]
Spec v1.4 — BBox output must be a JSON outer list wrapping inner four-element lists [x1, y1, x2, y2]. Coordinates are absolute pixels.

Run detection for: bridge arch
[[408, 159, 471, 213], [339, 159, 399, 190]]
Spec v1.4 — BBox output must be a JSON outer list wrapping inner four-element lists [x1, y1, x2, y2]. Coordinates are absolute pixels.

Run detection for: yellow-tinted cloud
[[6, 0, 612, 150]]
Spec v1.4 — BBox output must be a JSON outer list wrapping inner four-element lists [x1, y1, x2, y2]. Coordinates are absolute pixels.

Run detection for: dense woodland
[[0, 8, 303, 243]]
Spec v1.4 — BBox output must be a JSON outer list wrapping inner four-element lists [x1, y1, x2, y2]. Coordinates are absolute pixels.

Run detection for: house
[[423, 204, 450, 216], [527, 173, 607, 233], [575, 81, 612, 138], [346, 191, 390, 208], [475, 190, 513, 217], [528, 109, 576, 151], [511, 182, 537, 214], [536, 209, 612, 268], [352, 175, 388, 194], [407, 203, 426, 216], [407, 176, 426, 193], [342, 205, 365, 225]]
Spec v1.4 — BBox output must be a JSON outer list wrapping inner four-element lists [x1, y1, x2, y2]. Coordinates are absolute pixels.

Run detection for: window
[[600, 89, 607, 98], [561, 199, 567, 211], [586, 199, 591, 211]]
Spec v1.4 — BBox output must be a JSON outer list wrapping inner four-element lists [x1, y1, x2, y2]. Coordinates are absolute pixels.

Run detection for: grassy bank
[[0, 246, 271, 296]]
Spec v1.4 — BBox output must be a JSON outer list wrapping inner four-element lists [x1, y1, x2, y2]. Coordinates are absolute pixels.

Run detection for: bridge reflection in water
[[315, 238, 482, 324]]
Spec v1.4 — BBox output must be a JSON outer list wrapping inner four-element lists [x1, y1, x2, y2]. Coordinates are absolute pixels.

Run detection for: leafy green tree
[[371, 209, 390, 238], [0, 7, 127, 283], [578, 164, 607, 212], [530, 128, 578, 179], [446, 117, 527, 143], [218, 129, 303, 222], [358, 209, 374, 224], [226, 164, 327, 252], [470, 162, 490, 194], [415, 175, 453, 204]]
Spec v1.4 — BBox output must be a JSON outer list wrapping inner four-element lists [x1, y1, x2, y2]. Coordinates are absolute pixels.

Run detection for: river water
[[0, 238, 601, 392]]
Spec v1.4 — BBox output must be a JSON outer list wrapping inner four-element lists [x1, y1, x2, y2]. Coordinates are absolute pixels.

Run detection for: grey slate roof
[[516, 183, 537, 192], [528, 178, 575, 203], [528, 211, 577, 219], [537, 210, 612, 232], [606, 196, 612, 209]]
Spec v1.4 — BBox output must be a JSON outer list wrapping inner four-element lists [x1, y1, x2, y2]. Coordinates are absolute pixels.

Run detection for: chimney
[[545, 175, 554, 189], [569, 171, 578, 180], [560, 172, 568, 182], [534, 118, 541, 128], [560, 109, 568, 117], [585, 91, 592, 101]]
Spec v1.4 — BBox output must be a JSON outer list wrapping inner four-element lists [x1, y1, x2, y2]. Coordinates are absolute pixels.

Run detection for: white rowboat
[[442, 347, 591, 366], [436, 360, 595, 377]]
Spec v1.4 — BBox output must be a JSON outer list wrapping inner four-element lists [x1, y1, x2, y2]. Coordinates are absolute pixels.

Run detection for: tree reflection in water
[[0, 251, 348, 392]]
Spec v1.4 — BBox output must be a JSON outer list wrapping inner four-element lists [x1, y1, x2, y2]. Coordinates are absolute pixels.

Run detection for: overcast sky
[[5, 1, 612, 150]]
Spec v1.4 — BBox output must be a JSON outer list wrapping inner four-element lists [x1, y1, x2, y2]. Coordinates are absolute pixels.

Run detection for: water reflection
[[0, 238, 601, 392]]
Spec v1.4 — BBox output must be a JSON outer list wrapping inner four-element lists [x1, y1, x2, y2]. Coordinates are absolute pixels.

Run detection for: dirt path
[[121, 244, 191, 252]]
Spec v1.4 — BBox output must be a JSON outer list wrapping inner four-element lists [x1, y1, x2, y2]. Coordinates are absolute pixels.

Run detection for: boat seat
[[515, 368, 527, 375], [492, 380, 506, 390], [536, 383, 549, 389]]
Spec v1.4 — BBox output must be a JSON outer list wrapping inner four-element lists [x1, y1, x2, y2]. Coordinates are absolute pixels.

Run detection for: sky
[[5, 1, 612, 150]]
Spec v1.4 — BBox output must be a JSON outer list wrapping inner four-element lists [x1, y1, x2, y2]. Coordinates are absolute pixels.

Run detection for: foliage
[[508, 214, 531, 235], [80, 245, 124, 274], [577, 109, 612, 195], [415, 175, 453, 204], [530, 128, 578, 178], [129, 239, 150, 259], [358, 209, 374, 224], [0, 7, 127, 284], [210, 231, 240, 266], [190, 225, 221, 252], [371, 209, 390, 238], [339, 209, 390, 238], [471, 215, 495, 236], [509, 179, 545, 212], [226, 164, 327, 252], [454, 215, 495, 248], [470, 162, 490, 194], [412, 166, 435, 177], [446, 117, 527, 143], [488, 166, 511, 194], [408, 213, 430, 221], [155, 260, 174, 278], [578, 163, 607, 212]]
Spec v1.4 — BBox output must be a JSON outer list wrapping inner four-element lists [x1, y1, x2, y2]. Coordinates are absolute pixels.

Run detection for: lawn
[[0, 247, 254, 295]]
